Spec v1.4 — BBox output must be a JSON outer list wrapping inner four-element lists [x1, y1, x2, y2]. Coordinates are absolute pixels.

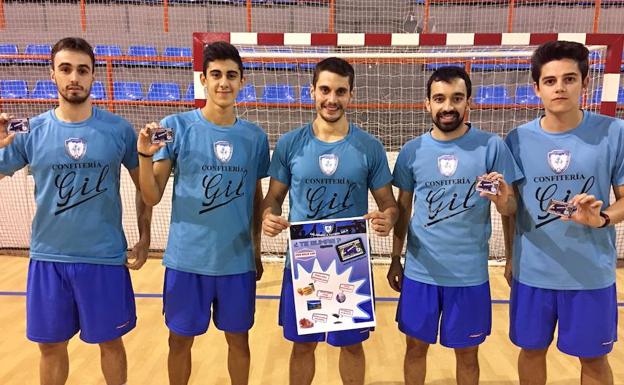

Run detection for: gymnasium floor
[[1, 256, 623, 385]]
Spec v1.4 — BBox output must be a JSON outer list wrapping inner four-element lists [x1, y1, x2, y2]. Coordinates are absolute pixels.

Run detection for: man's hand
[[387, 257, 404, 292], [0, 113, 16, 149], [562, 193, 604, 228], [138, 122, 166, 156], [126, 239, 149, 270], [364, 210, 393, 236], [262, 213, 289, 237]]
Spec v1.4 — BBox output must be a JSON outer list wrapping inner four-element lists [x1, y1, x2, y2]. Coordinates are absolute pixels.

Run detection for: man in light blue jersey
[[389, 66, 522, 385], [262, 57, 398, 385], [137, 41, 269, 385], [503, 40, 624, 385], [0, 37, 151, 385]]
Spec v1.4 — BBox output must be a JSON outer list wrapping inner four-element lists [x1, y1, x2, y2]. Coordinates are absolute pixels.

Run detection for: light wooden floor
[[1, 256, 623, 385]]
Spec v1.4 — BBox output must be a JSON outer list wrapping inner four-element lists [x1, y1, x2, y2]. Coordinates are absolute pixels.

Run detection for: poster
[[288, 217, 375, 335]]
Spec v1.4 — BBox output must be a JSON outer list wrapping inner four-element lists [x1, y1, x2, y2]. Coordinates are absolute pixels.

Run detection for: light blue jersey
[[153, 109, 270, 276], [505, 111, 624, 290], [393, 126, 522, 286], [0, 107, 138, 265], [269, 123, 392, 268]]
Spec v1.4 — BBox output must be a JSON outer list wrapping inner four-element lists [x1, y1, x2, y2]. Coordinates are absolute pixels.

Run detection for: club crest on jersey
[[214, 141, 233, 163], [323, 223, 335, 235], [437, 155, 458, 177], [319, 154, 339, 176], [547, 150, 571, 174], [65, 138, 87, 161]]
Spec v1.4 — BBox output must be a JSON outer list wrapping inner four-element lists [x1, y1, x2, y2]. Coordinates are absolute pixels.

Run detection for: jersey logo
[[547, 150, 571, 174], [319, 154, 339, 176], [437, 154, 458, 177], [65, 138, 87, 161], [324, 223, 335, 235], [214, 141, 233, 163]]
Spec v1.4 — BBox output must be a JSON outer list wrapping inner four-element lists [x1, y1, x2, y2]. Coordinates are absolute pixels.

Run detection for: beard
[[432, 110, 463, 132], [58, 85, 91, 105], [318, 103, 344, 123]]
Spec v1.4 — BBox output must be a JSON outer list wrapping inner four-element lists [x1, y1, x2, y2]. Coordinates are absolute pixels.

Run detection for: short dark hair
[[202, 41, 244, 77], [312, 57, 355, 91], [51, 37, 95, 71], [426, 66, 472, 99], [531, 40, 589, 85]]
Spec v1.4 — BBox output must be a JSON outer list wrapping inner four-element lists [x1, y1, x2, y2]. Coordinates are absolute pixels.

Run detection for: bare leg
[[224, 332, 251, 385], [338, 343, 365, 385], [168, 332, 195, 385], [39, 341, 70, 385], [404, 336, 429, 385], [99, 338, 127, 385], [289, 342, 317, 385], [454, 346, 479, 385], [518, 348, 548, 385], [580, 355, 613, 385]]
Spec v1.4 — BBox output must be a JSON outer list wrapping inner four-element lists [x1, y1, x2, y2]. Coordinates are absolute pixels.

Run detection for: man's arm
[[387, 189, 412, 292], [127, 167, 153, 270], [253, 179, 264, 280], [479, 172, 517, 216], [137, 122, 171, 206], [501, 213, 515, 287], [261, 178, 290, 237], [367, 183, 399, 237], [565, 185, 624, 228]]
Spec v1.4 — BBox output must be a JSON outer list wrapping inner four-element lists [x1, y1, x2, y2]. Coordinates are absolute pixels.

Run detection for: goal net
[[1, 31, 621, 262]]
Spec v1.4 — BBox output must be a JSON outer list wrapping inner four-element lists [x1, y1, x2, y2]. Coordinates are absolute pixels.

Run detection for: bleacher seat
[[147, 82, 181, 101], [591, 87, 602, 105], [619, 88, 624, 104], [264, 48, 297, 71], [113, 81, 144, 100], [498, 61, 530, 71], [300, 85, 314, 105], [471, 59, 500, 72], [1, 80, 28, 99], [0, 44, 19, 64], [90, 81, 107, 100], [23, 44, 52, 64], [261, 84, 296, 103], [299, 47, 330, 71], [124, 45, 158, 66], [514, 85, 541, 105], [160, 47, 192, 68], [32, 80, 58, 99], [184, 83, 194, 101], [94, 45, 123, 65], [236, 84, 257, 102], [474, 85, 512, 104]]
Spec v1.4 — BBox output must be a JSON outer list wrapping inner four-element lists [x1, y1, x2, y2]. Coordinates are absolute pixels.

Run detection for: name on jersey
[[424, 179, 477, 227], [200, 163, 248, 214], [53, 161, 109, 215], [423, 177, 472, 188]]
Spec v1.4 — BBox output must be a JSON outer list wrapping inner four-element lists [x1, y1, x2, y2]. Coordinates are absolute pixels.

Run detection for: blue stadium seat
[[514, 85, 541, 105], [471, 58, 500, 72], [425, 62, 463, 71], [184, 83, 194, 101], [94, 45, 123, 65], [264, 48, 297, 71], [619, 88, 624, 104], [1, 80, 28, 99], [160, 47, 192, 68], [591, 87, 602, 105], [299, 47, 330, 71], [124, 45, 158, 66], [0, 44, 18, 64], [474, 85, 512, 105], [90, 81, 107, 100], [236, 84, 257, 103], [498, 61, 530, 71], [239, 48, 262, 70], [31, 80, 58, 99], [261, 84, 296, 103], [300, 85, 314, 105], [147, 82, 181, 101], [23, 44, 52, 64], [113, 81, 144, 101]]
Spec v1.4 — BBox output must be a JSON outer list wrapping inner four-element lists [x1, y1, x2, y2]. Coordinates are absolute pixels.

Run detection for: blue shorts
[[397, 277, 491, 348], [27, 260, 136, 344], [163, 268, 256, 336], [279, 269, 370, 347], [510, 279, 618, 358]]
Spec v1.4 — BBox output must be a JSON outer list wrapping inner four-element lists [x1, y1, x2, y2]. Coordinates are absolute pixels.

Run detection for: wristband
[[598, 211, 610, 228], [138, 151, 153, 158]]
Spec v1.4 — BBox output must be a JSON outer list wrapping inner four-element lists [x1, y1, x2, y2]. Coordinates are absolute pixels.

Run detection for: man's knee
[[579, 354, 610, 370], [292, 342, 317, 356], [520, 347, 548, 360], [168, 333, 195, 352], [454, 346, 479, 367], [224, 332, 249, 351], [406, 337, 429, 359], [340, 342, 364, 356], [38, 341, 69, 356]]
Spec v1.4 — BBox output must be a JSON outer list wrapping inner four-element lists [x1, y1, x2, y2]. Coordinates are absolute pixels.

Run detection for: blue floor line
[[1, 291, 623, 307]]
